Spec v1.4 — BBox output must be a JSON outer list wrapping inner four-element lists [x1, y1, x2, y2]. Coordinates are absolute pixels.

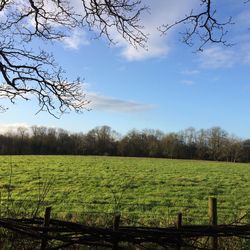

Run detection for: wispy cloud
[[59, 0, 198, 60], [114, 0, 197, 61], [236, 7, 250, 31], [181, 69, 200, 75], [197, 6, 250, 70], [240, 43, 250, 64], [117, 1, 250, 63], [198, 43, 250, 69], [62, 29, 90, 49], [87, 92, 156, 113], [199, 47, 236, 68], [181, 80, 195, 86]]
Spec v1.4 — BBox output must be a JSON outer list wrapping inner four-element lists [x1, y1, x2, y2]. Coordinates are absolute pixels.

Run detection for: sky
[[1, 0, 250, 138]]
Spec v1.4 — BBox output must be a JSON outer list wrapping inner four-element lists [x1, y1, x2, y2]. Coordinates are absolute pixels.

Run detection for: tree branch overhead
[[0, 0, 147, 116], [159, 0, 234, 51], [0, 0, 247, 115]]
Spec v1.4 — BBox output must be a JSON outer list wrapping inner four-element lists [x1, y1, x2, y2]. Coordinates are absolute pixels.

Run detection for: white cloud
[[0, 123, 30, 134], [240, 43, 250, 64], [63, 29, 90, 49], [236, 8, 250, 31], [196, 4, 250, 69], [87, 92, 156, 113], [198, 42, 250, 69], [13, 0, 199, 60], [120, 40, 169, 61], [128, 2, 247, 69], [199, 47, 236, 68], [113, 0, 198, 61]]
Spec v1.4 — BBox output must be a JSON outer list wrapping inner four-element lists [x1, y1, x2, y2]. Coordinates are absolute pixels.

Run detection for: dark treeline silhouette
[[1, 125, 250, 162]]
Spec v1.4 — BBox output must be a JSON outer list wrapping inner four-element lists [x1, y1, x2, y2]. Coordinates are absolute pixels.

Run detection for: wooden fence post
[[176, 212, 183, 250], [0, 192, 1, 218], [208, 197, 218, 249], [177, 212, 182, 229], [208, 197, 217, 226], [41, 207, 51, 250], [112, 213, 120, 250]]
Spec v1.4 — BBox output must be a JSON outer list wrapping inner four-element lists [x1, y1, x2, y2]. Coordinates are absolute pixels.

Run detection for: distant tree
[[82, 129, 98, 155], [180, 127, 197, 159], [83, 126, 118, 155], [70, 133, 85, 155], [207, 127, 228, 161], [16, 126, 30, 154], [57, 128, 72, 154], [195, 129, 209, 160], [226, 136, 242, 163], [161, 133, 183, 159], [0, 133, 13, 154], [118, 130, 148, 157], [44, 128, 58, 154], [0, 124, 249, 162], [143, 129, 164, 157], [95, 126, 118, 155], [119, 129, 163, 157], [31, 126, 47, 154], [241, 139, 250, 162]]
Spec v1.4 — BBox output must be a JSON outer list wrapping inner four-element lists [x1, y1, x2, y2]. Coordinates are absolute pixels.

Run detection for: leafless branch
[[159, 0, 233, 51], [80, 0, 148, 47], [0, 40, 90, 117], [0, 0, 147, 115], [0, 0, 147, 45]]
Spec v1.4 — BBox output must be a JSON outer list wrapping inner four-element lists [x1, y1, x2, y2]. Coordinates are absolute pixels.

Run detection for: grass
[[0, 155, 249, 226]]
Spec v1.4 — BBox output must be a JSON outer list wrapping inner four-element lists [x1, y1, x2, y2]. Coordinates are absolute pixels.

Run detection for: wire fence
[[0, 169, 249, 227], [0, 196, 249, 227]]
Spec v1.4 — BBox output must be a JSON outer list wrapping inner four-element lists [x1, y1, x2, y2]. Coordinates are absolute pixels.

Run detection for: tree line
[[1, 125, 250, 162]]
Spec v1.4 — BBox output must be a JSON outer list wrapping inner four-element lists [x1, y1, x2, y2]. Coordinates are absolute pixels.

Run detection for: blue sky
[[1, 0, 250, 138]]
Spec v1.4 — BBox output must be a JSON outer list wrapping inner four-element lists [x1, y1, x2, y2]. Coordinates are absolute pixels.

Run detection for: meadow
[[0, 155, 249, 226]]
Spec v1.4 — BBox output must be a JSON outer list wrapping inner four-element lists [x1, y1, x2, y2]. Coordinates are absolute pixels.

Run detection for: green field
[[0, 155, 249, 226]]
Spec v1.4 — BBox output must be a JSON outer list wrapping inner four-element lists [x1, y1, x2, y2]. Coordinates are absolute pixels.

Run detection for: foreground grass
[[0, 155, 249, 225]]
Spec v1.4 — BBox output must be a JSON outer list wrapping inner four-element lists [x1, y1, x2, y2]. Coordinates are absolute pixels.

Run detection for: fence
[[0, 196, 249, 226], [0, 197, 249, 249]]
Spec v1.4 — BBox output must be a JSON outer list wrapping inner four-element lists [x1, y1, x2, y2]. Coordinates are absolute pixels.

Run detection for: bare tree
[[0, 0, 147, 116]]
